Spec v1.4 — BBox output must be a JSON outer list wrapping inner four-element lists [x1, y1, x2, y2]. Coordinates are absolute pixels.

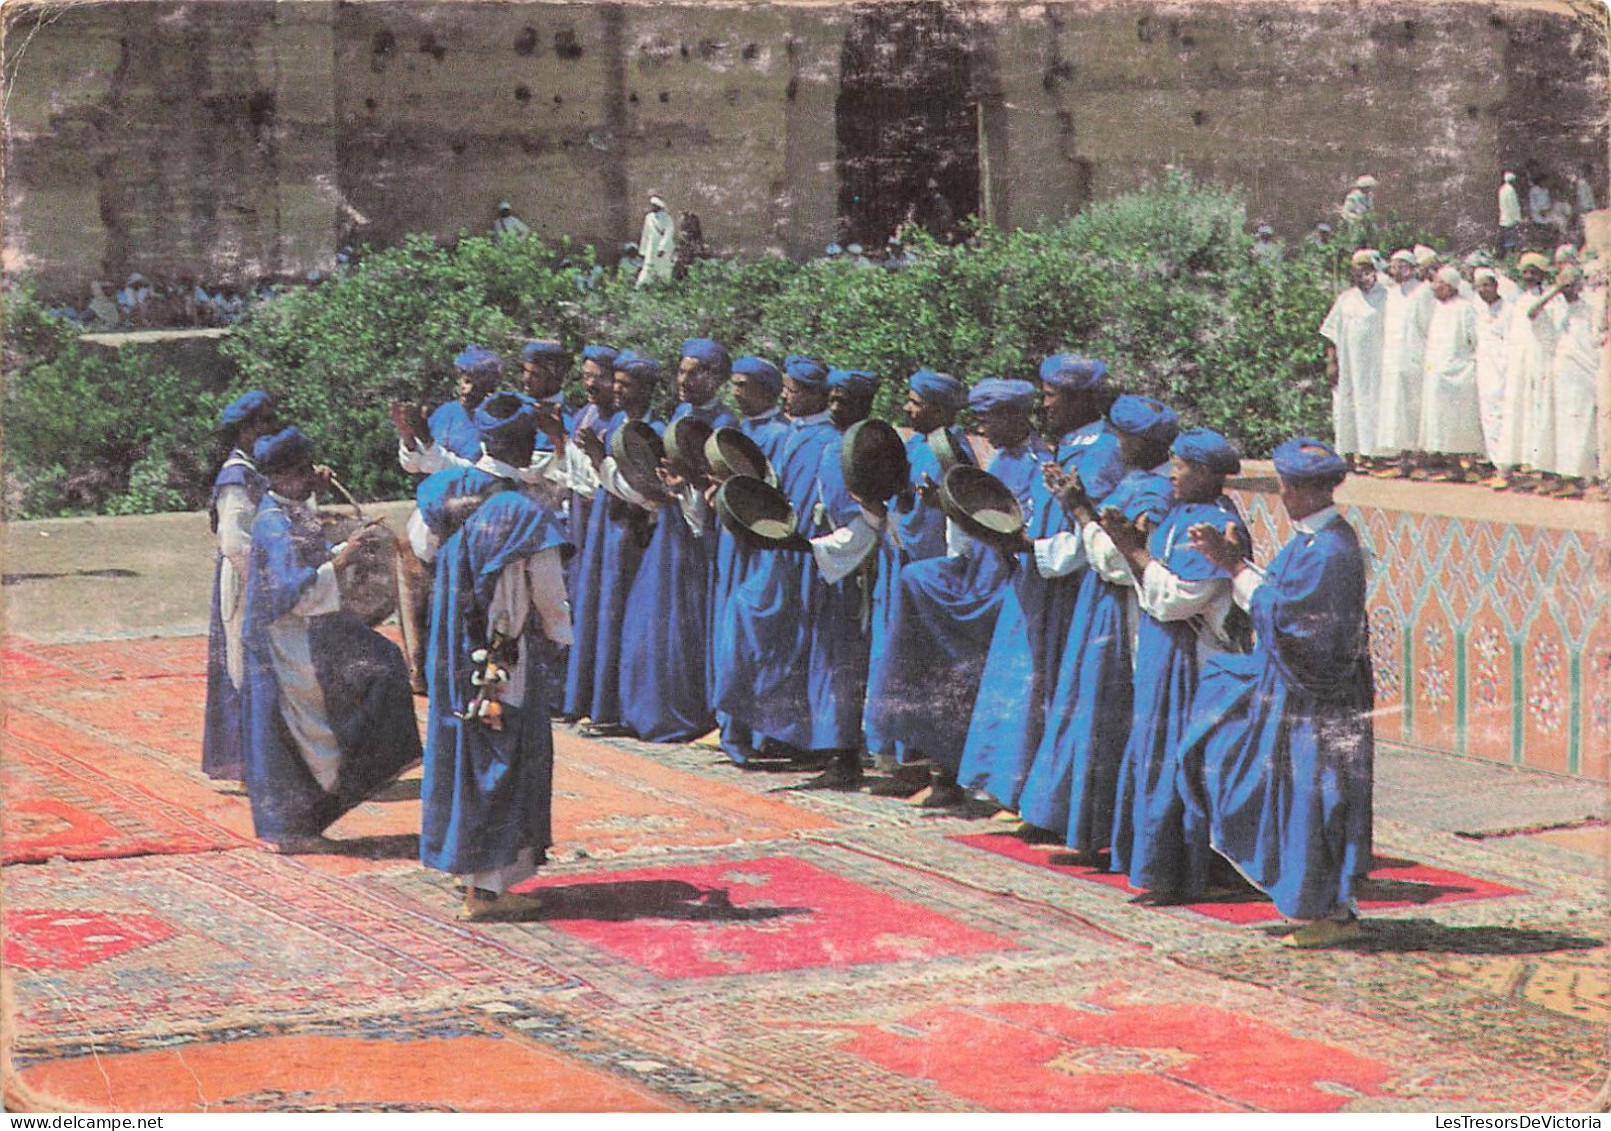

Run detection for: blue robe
[[563, 403, 610, 597], [562, 413, 661, 724], [713, 411, 793, 762], [240, 494, 422, 843], [428, 400, 484, 462], [201, 451, 267, 781], [958, 422, 1123, 807], [420, 490, 571, 876], [1017, 469, 1174, 854], [862, 426, 971, 763], [1177, 511, 1375, 920], [864, 437, 1049, 772], [713, 414, 838, 748], [618, 400, 737, 742], [802, 430, 887, 751], [1109, 496, 1250, 897]]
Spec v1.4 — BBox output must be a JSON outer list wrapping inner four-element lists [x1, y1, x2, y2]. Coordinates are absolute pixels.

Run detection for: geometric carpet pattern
[[2, 634, 1606, 1113]]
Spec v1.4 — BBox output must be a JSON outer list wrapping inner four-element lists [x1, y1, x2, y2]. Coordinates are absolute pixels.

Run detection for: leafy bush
[[3, 285, 223, 518], [7, 175, 1353, 515]]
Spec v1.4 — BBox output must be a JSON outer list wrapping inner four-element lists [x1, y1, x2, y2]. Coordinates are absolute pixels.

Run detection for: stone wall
[[4, 0, 1606, 299]]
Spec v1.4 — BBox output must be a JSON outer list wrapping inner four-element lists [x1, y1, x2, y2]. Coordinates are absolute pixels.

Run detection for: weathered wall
[[3, 0, 337, 292], [4, 0, 1606, 298]]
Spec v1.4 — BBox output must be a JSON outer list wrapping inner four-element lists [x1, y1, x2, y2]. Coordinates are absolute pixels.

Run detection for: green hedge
[[5, 174, 1364, 518]]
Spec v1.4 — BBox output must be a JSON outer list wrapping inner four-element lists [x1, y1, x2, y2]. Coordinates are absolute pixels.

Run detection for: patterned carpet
[[2, 634, 1605, 1113]]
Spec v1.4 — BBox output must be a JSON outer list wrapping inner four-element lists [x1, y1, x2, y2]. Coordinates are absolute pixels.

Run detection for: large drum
[[318, 513, 402, 627]]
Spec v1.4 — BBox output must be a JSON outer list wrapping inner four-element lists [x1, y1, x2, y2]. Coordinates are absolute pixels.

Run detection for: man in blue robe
[[203, 390, 276, 782], [865, 378, 1051, 807], [543, 344, 619, 600], [1016, 394, 1179, 860], [959, 355, 1125, 815], [794, 367, 885, 788], [240, 427, 422, 853], [560, 354, 665, 733], [618, 339, 738, 742], [864, 368, 970, 793], [710, 356, 790, 765], [731, 355, 790, 458], [1102, 429, 1251, 903], [1178, 437, 1375, 947], [519, 339, 577, 456], [393, 345, 506, 470], [712, 356, 841, 763], [418, 394, 574, 921]]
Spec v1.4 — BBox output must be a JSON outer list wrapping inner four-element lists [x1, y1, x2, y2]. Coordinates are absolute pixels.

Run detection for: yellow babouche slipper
[[1281, 918, 1362, 948], [457, 889, 545, 922]]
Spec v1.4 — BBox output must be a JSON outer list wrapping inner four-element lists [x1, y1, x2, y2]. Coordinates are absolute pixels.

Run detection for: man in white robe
[[1546, 265, 1602, 495], [1490, 253, 1560, 491], [1498, 172, 1523, 253], [1470, 269, 1510, 472], [1419, 267, 1483, 479], [636, 194, 676, 288], [1320, 249, 1388, 468], [1374, 250, 1434, 476]]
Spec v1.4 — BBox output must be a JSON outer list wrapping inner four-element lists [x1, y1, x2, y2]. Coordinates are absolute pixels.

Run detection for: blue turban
[[1171, 428, 1241, 476], [1038, 354, 1108, 392], [827, 368, 880, 398], [221, 390, 272, 427], [455, 345, 504, 381], [968, 377, 1038, 414], [1273, 436, 1348, 480], [618, 355, 665, 384], [520, 340, 569, 363], [682, 338, 731, 375], [784, 355, 828, 388], [253, 426, 315, 475], [733, 356, 783, 395], [474, 391, 539, 442], [611, 349, 638, 371], [1108, 394, 1180, 445], [581, 344, 620, 369], [908, 369, 966, 412]]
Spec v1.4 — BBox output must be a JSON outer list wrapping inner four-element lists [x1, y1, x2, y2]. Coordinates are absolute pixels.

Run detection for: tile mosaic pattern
[[1228, 488, 1608, 780]]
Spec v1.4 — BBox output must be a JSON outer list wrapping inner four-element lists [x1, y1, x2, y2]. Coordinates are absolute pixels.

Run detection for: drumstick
[[325, 472, 366, 520]]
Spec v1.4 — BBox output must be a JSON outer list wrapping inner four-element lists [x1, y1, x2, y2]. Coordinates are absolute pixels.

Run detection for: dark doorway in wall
[[835, 3, 979, 248]]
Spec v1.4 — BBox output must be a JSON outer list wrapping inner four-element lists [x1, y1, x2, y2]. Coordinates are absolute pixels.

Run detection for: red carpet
[[952, 833, 1525, 922], [832, 993, 1393, 1112], [3, 711, 251, 864], [518, 855, 1019, 978]]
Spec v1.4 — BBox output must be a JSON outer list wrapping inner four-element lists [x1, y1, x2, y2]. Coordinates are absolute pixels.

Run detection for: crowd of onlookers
[[1315, 170, 1605, 500]]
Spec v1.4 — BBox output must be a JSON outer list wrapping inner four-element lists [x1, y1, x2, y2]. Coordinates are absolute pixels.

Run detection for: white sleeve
[[1033, 528, 1086, 577], [215, 484, 256, 578], [528, 547, 573, 647], [406, 508, 439, 564], [1231, 564, 1267, 611], [292, 560, 343, 616], [564, 445, 603, 499], [811, 510, 883, 584], [520, 449, 562, 487], [399, 439, 471, 476], [597, 456, 655, 508], [944, 516, 974, 559], [1084, 523, 1136, 587], [1139, 560, 1230, 623]]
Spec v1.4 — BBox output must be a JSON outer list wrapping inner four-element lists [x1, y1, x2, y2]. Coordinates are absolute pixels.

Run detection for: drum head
[[610, 420, 665, 499], [664, 416, 714, 480], [840, 418, 909, 502], [705, 427, 778, 486], [714, 475, 797, 546], [333, 521, 400, 626], [939, 465, 1025, 547], [928, 427, 976, 477]]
